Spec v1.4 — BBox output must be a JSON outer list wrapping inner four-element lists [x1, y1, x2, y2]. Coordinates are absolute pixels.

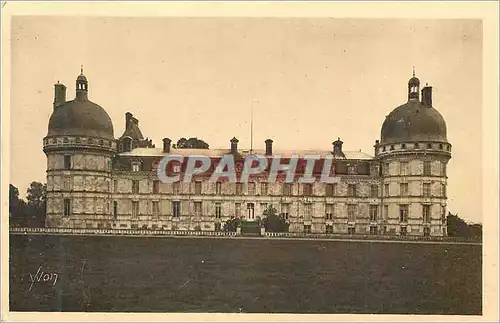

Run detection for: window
[[261, 182, 268, 195], [215, 203, 222, 219], [173, 164, 181, 173], [423, 227, 431, 237], [382, 146, 386, 152], [247, 203, 255, 219], [114, 180, 118, 192], [153, 180, 160, 194], [113, 201, 118, 218], [63, 199, 71, 216], [370, 185, 378, 198], [326, 225, 333, 234], [304, 225, 311, 233], [390, 145, 395, 150], [423, 204, 431, 223], [64, 155, 72, 169], [423, 161, 431, 176], [216, 182, 222, 195], [384, 184, 390, 197], [215, 223, 222, 232], [172, 201, 180, 217], [384, 162, 390, 176], [400, 183, 409, 196], [282, 183, 292, 196], [235, 203, 241, 217], [439, 144, 443, 150], [152, 201, 159, 216], [423, 183, 431, 197], [441, 206, 447, 224], [399, 205, 409, 223], [195, 181, 202, 195], [347, 204, 357, 222], [348, 227, 356, 235], [63, 176, 71, 191], [401, 143, 407, 149], [132, 163, 140, 172], [248, 182, 256, 195], [441, 162, 447, 176], [303, 183, 313, 196], [384, 205, 389, 220], [236, 183, 243, 195], [369, 205, 378, 222], [132, 201, 139, 217], [281, 203, 290, 220], [347, 184, 357, 197], [132, 180, 139, 194], [173, 182, 180, 195], [441, 183, 446, 197], [326, 183, 335, 197], [260, 203, 268, 213], [400, 226, 407, 236], [427, 143, 432, 149], [194, 202, 202, 216], [414, 142, 420, 149], [304, 203, 312, 220], [370, 226, 378, 235], [325, 203, 334, 220], [399, 161, 409, 175]]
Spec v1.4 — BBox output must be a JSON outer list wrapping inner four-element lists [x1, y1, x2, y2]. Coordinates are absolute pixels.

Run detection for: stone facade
[[43, 70, 451, 237]]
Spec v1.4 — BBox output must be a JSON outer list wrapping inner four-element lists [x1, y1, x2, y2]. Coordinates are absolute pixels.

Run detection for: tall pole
[[250, 100, 254, 153]]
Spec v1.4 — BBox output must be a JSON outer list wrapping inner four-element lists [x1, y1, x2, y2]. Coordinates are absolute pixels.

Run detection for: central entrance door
[[246, 203, 255, 220]]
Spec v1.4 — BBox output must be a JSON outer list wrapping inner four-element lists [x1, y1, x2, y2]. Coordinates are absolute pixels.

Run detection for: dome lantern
[[407, 67, 420, 101], [76, 65, 88, 101]]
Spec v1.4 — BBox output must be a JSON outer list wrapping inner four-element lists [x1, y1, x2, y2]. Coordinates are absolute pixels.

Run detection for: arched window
[[122, 137, 132, 152]]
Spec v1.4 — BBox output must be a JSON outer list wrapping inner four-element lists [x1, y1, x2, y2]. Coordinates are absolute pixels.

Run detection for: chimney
[[53, 82, 66, 109], [125, 112, 133, 128], [421, 85, 433, 107], [265, 139, 273, 156], [162, 137, 171, 153], [332, 137, 345, 158], [230, 137, 239, 154]]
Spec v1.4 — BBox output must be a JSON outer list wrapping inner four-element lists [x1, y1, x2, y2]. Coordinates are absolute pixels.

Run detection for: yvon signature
[[29, 266, 58, 291]]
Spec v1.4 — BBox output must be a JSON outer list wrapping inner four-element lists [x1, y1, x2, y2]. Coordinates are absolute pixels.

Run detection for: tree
[[176, 137, 209, 149], [9, 184, 26, 218], [447, 212, 482, 241], [25, 181, 47, 226], [262, 206, 289, 233]]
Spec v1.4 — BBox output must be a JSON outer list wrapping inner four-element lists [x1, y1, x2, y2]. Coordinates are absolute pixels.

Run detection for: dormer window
[[122, 137, 132, 152], [427, 143, 432, 149], [390, 145, 395, 151], [401, 143, 406, 149], [414, 142, 419, 149], [132, 163, 140, 172]]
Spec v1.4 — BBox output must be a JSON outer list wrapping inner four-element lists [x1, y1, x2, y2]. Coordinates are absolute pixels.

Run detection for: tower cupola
[[408, 67, 420, 101], [76, 65, 88, 101]]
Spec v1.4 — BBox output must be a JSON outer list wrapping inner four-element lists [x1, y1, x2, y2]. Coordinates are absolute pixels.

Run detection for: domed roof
[[380, 101, 447, 144], [47, 99, 114, 140]]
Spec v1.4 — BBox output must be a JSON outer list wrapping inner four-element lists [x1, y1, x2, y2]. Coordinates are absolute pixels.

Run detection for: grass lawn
[[9, 234, 481, 314]]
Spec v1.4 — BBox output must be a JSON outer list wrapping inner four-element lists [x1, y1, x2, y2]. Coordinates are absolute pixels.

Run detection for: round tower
[[43, 68, 117, 228], [374, 71, 451, 237]]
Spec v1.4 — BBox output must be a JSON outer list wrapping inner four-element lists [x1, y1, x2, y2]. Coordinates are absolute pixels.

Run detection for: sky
[[9, 17, 482, 223]]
